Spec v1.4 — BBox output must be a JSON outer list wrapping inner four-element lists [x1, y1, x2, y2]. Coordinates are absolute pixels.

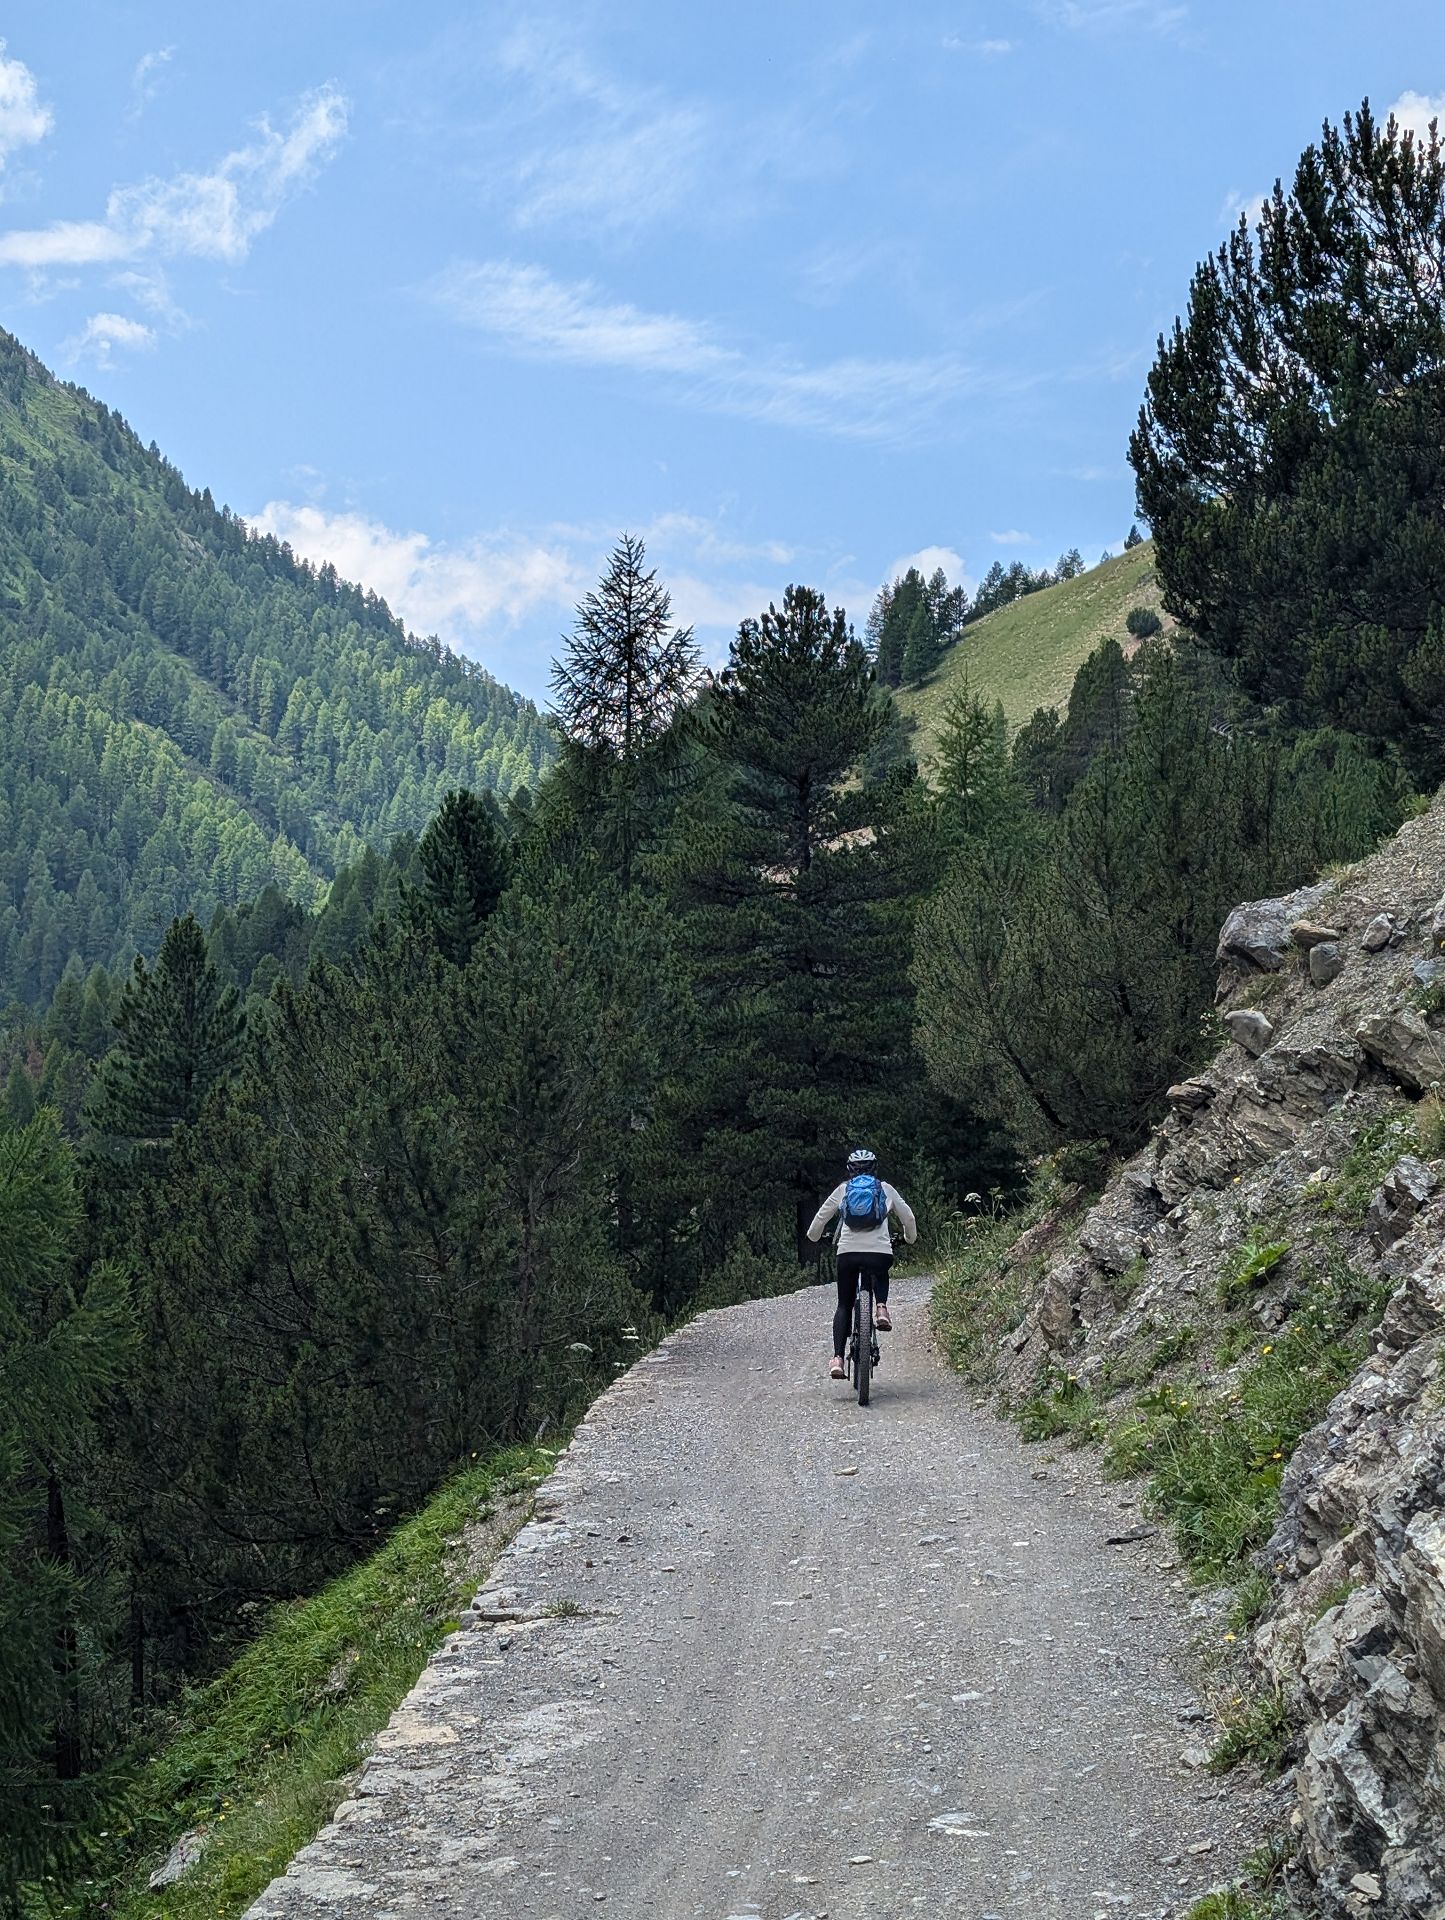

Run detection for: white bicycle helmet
[[846, 1147, 878, 1172]]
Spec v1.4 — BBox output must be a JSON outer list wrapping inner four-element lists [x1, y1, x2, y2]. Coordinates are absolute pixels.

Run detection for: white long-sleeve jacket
[[807, 1180, 917, 1258]]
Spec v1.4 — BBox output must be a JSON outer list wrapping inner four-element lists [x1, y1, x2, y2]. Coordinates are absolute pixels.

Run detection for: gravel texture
[[247, 1277, 1267, 1920]]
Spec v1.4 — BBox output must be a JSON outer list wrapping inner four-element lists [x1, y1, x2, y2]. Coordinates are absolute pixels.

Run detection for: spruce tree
[[408, 789, 509, 965], [86, 914, 244, 1146]]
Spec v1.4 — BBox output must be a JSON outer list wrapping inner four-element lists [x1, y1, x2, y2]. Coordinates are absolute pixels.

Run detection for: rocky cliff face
[[979, 796, 1445, 1919]]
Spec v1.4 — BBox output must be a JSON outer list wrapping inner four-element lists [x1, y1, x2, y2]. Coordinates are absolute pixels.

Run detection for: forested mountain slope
[[0, 329, 552, 1007], [897, 540, 1171, 756]]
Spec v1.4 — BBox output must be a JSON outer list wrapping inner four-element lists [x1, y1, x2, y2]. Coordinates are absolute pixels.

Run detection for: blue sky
[[0, 3, 1440, 699]]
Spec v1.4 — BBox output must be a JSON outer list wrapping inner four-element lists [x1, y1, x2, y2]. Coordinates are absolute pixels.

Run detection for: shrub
[[1125, 605, 1163, 639], [1219, 1238, 1289, 1306]]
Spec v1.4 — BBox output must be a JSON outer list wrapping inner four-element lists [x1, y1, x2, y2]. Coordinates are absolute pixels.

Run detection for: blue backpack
[[842, 1173, 888, 1228]]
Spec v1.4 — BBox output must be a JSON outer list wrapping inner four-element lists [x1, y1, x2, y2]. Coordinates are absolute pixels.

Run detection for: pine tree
[[407, 789, 509, 965], [86, 914, 244, 1146], [678, 586, 916, 1261], [4, 1059, 34, 1129], [1130, 99, 1445, 777], [901, 599, 942, 686], [0, 1112, 131, 1887]]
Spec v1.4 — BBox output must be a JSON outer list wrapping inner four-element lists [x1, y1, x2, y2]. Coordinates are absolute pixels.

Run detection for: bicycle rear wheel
[[855, 1287, 872, 1406]]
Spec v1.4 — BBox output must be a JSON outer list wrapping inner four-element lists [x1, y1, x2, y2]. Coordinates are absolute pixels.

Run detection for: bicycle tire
[[855, 1287, 872, 1406]]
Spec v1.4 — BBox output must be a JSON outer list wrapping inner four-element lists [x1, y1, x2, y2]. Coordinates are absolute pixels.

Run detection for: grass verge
[[48, 1445, 550, 1920]]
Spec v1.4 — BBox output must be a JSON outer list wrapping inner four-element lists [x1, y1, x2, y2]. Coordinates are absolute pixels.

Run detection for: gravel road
[[248, 1277, 1268, 1920]]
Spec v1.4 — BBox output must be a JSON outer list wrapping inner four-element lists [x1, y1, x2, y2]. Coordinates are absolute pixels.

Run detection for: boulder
[[149, 1830, 210, 1891], [1165, 1078, 1213, 1110], [1310, 941, 1345, 986], [1366, 1156, 1435, 1251], [1363, 914, 1395, 952], [1217, 882, 1331, 973], [1429, 891, 1445, 952], [1224, 1008, 1275, 1056], [1357, 1010, 1444, 1094]]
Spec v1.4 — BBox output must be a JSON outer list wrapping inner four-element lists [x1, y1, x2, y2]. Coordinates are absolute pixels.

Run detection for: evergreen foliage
[[915, 643, 1411, 1149], [677, 587, 928, 1259], [0, 331, 552, 1010], [407, 791, 510, 965], [86, 914, 244, 1147], [1131, 100, 1445, 778], [0, 1113, 131, 1892]]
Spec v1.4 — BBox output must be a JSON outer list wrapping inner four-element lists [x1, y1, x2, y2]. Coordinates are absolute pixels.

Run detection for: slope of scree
[[987, 792, 1445, 1920], [242, 1278, 1267, 1920]]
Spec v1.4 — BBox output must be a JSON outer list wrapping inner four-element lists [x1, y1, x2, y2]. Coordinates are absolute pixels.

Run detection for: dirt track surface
[[248, 1277, 1266, 1920]]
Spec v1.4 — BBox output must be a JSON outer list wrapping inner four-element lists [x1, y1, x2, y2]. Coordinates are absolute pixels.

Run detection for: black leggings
[[834, 1252, 893, 1355]]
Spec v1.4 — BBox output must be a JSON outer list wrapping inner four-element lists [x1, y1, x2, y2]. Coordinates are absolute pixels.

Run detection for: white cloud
[[67, 311, 157, 366], [0, 84, 347, 270], [0, 219, 130, 267], [887, 545, 966, 585], [429, 259, 976, 443], [128, 47, 175, 121], [1389, 90, 1445, 146], [250, 501, 588, 652], [0, 42, 51, 166], [989, 529, 1034, 546]]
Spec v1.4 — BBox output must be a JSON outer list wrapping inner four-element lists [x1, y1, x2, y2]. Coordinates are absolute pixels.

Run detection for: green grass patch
[[1218, 1238, 1289, 1307], [1018, 1364, 1103, 1444], [1328, 1110, 1418, 1221], [48, 1446, 549, 1920], [897, 544, 1165, 755], [1104, 1258, 1388, 1582], [1209, 1685, 1292, 1775], [929, 1172, 1063, 1384]]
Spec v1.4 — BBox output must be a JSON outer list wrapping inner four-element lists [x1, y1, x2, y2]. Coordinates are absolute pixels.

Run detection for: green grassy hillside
[[897, 541, 1172, 765]]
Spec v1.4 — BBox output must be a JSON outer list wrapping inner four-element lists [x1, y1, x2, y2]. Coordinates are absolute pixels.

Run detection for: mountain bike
[[848, 1275, 881, 1407]]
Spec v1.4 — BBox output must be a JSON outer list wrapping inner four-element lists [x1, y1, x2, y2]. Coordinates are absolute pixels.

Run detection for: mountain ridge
[[0, 329, 553, 1007]]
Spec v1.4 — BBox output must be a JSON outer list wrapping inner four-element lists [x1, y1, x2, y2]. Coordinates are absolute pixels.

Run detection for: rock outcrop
[[985, 796, 1445, 1920]]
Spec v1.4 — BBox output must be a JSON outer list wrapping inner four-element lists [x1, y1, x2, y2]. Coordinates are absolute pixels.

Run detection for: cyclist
[[807, 1148, 917, 1381]]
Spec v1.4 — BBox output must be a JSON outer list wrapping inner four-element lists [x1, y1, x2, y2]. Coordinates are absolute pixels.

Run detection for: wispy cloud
[[990, 528, 1035, 546], [0, 84, 348, 270], [66, 310, 157, 366], [943, 36, 1016, 56], [428, 259, 980, 443], [1036, 1, 1188, 32], [128, 47, 175, 122], [1220, 188, 1267, 232], [0, 41, 52, 166]]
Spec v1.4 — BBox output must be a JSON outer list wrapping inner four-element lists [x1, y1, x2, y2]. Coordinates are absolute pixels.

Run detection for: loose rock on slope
[[247, 1281, 1265, 1919]]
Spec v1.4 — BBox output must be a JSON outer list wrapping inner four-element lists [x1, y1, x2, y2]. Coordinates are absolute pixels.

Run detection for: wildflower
[[1261, 1344, 1273, 1354], [1272, 1449, 1283, 1460], [1224, 1631, 1237, 1642]]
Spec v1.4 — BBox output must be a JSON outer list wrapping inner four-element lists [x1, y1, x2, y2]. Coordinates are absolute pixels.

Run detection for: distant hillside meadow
[[0, 330, 554, 1008], [896, 541, 1170, 759]]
